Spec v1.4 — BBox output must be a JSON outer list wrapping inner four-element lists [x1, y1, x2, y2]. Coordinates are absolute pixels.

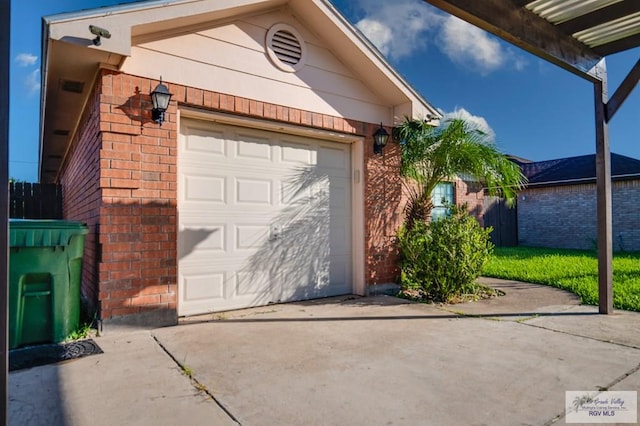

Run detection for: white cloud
[[513, 56, 527, 71], [442, 108, 495, 142], [14, 53, 40, 94], [351, 0, 525, 73], [15, 53, 37, 67], [24, 69, 41, 95], [356, 18, 393, 56], [354, 0, 441, 61], [440, 16, 504, 74]]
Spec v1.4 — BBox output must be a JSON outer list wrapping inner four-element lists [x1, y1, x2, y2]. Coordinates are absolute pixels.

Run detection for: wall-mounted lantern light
[[150, 77, 173, 126], [373, 123, 389, 155]]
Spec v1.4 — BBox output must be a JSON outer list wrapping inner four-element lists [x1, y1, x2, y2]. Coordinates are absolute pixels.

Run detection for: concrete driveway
[[152, 279, 640, 426], [9, 278, 640, 425]]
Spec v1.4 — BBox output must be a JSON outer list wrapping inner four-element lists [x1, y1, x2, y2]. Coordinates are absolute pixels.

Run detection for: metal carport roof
[[423, 0, 640, 314]]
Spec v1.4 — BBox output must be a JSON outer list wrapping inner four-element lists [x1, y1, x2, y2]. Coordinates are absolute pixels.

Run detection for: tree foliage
[[395, 117, 526, 228]]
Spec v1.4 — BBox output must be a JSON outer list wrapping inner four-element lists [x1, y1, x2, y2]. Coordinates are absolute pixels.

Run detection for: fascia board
[[307, 0, 442, 119], [44, 0, 284, 57]]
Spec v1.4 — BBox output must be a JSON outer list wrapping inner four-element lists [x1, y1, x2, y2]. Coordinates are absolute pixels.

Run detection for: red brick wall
[[59, 69, 402, 321], [96, 71, 178, 320], [455, 178, 486, 227], [365, 138, 402, 285], [60, 81, 102, 313], [518, 180, 640, 251]]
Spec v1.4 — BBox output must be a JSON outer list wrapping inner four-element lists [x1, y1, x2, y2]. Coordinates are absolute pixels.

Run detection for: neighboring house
[[517, 153, 640, 251], [39, 0, 444, 326]]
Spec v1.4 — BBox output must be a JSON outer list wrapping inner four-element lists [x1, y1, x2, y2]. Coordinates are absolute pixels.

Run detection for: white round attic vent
[[266, 23, 307, 72]]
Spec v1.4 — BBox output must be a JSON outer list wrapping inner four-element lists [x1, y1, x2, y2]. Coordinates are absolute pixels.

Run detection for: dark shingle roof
[[520, 153, 640, 186], [506, 154, 533, 166]]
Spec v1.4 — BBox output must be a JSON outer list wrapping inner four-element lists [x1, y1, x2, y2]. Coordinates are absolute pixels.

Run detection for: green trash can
[[9, 219, 89, 349]]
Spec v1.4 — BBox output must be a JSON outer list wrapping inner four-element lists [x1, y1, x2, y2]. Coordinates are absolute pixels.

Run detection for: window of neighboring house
[[431, 182, 454, 221]]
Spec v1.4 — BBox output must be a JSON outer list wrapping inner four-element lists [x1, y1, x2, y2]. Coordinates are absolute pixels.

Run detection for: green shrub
[[397, 205, 494, 302]]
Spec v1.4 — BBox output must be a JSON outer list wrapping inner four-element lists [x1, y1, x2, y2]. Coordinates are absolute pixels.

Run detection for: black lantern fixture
[[373, 122, 389, 154], [150, 77, 173, 126]]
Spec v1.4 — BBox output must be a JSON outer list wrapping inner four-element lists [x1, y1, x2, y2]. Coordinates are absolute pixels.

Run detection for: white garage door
[[178, 119, 352, 315]]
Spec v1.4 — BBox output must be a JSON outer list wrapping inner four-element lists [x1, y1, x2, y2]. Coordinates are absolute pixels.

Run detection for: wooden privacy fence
[[483, 195, 518, 247], [9, 182, 62, 219]]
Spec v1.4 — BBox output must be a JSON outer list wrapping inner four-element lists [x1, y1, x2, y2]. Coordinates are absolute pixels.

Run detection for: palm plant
[[395, 117, 526, 229]]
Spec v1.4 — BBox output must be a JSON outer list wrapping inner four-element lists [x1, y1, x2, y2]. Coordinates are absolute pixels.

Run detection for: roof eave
[[313, 0, 441, 120], [39, 0, 442, 182]]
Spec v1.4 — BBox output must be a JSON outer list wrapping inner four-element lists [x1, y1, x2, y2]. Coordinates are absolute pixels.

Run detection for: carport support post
[[594, 61, 613, 314]]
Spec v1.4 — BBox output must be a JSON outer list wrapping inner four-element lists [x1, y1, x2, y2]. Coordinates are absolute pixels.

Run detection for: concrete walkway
[[9, 329, 236, 426], [9, 278, 640, 425]]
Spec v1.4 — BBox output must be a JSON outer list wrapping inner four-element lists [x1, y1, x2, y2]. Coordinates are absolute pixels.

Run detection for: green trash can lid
[[9, 219, 89, 248], [9, 219, 88, 230]]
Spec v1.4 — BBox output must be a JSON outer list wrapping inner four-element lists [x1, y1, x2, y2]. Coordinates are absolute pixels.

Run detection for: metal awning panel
[[525, 0, 640, 54], [526, 0, 622, 24], [573, 11, 640, 48]]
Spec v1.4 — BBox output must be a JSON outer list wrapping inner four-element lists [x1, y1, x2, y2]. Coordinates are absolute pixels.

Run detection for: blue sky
[[9, 0, 640, 182]]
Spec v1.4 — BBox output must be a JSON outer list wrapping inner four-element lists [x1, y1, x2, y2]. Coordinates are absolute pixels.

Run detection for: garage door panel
[[328, 180, 349, 209], [235, 224, 270, 250], [182, 128, 226, 156], [329, 224, 349, 254], [182, 174, 226, 203], [318, 145, 349, 175], [236, 270, 271, 297], [179, 119, 352, 315], [280, 181, 312, 205], [236, 137, 273, 161], [281, 142, 314, 165], [279, 260, 350, 301], [330, 259, 349, 283], [179, 225, 226, 260], [278, 260, 328, 302], [182, 273, 226, 301], [235, 178, 273, 204], [280, 171, 327, 204]]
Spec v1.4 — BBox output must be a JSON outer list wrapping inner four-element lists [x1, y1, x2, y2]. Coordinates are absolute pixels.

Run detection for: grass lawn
[[483, 246, 640, 312]]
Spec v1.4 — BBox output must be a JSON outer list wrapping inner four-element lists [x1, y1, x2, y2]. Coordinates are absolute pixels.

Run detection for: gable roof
[[39, 0, 440, 182], [520, 153, 640, 187]]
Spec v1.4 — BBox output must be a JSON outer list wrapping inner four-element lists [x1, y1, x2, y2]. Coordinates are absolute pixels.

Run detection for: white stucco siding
[[120, 10, 392, 123]]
